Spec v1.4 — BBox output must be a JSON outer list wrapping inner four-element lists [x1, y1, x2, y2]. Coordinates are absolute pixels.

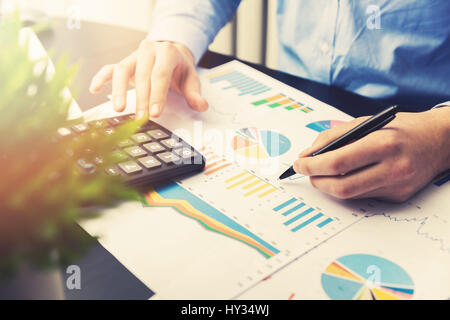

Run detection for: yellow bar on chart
[[225, 171, 248, 183], [227, 175, 256, 189], [258, 187, 278, 198], [243, 179, 264, 189], [244, 184, 270, 197]]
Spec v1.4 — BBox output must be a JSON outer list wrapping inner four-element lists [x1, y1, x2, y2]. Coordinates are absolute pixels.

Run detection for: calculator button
[[77, 158, 96, 174], [138, 156, 162, 169], [161, 138, 182, 149], [117, 139, 134, 148], [157, 152, 180, 164], [131, 133, 152, 144], [174, 148, 195, 159], [111, 150, 129, 162], [147, 129, 169, 140], [104, 128, 115, 135], [57, 127, 72, 137], [143, 142, 165, 153], [124, 146, 147, 158], [108, 117, 124, 126], [89, 120, 107, 129], [72, 123, 89, 133], [94, 156, 104, 165], [118, 161, 143, 175], [105, 165, 121, 176]]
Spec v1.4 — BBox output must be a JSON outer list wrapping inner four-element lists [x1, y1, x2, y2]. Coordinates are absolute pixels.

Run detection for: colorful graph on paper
[[207, 69, 271, 96], [306, 120, 347, 133], [201, 148, 232, 176], [224, 170, 278, 198], [252, 93, 314, 113], [144, 183, 280, 258], [321, 254, 414, 300], [232, 128, 291, 159], [273, 197, 333, 232]]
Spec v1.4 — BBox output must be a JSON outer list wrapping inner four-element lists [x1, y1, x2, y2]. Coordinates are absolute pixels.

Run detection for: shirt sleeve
[[147, 0, 241, 64], [432, 101, 450, 109]]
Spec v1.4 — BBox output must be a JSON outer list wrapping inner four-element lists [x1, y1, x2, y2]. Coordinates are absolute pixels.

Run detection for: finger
[[148, 44, 177, 117], [299, 117, 369, 157], [182, 67, 209, 112], [309, 163, 388, 199], [89, 64, 115, 93], [135, 42, 155, 119], [112, 53, 137, 112], [294, 131, 385, 176]]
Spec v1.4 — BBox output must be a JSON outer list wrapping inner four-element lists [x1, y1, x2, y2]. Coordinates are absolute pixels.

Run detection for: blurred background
[[0, 0, 279, 68]]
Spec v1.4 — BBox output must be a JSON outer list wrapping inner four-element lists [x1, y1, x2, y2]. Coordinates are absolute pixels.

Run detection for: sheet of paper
[[80, 60, 449, 299], [238, 181, 450, 300]]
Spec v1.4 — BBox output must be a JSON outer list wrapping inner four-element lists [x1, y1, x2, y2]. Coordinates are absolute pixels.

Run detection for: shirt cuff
[[432, 101, 450, 109], [147, 18, 211, 65]]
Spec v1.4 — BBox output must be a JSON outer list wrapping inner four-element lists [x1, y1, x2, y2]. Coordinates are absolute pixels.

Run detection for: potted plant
[[0, 14, 141, 299]]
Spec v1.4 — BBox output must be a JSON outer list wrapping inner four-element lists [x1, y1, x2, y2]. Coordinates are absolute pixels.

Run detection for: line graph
[[144, 183, 280, 258]]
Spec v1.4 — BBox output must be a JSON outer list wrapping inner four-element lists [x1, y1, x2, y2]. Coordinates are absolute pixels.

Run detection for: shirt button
[[320, 43, 330, 54]]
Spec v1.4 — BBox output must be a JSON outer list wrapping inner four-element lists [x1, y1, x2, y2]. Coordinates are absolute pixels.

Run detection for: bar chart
[[252, 93, 314, 113], [200, 147, 232, 176], [207, 69, 271, 96], [225, 170, 278, 198], [273, 197, 333, 232]]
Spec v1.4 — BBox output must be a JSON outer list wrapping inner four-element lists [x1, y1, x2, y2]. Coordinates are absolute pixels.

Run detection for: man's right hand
[[89, 40, 208, 119]]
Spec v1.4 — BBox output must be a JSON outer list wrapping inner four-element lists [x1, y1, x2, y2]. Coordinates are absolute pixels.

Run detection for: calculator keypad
[[161, 138, 182, 149], [124, 146, 147, 158], [118, 161, 143, 175], [131, 133, 152, 144], [174, 147, 195, 159], [143, 142, 165, 153], [147, 129, 169, 140], [67, 114, 204, 186], [138, 156, 162, 169], [157, 152, 180, 164]]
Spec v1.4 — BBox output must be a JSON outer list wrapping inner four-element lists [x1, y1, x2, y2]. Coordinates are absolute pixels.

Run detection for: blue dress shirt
[[147, 0, 450, 109]]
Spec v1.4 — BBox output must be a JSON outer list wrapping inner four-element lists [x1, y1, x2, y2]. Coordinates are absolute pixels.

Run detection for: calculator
[[61, 114, 205, 186]]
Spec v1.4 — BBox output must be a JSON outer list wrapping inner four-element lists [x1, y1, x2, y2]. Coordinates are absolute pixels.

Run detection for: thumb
[[182, 68, 208, 112]]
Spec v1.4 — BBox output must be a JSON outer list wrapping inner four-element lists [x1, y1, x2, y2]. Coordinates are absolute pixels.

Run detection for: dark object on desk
[[61, 114, 205, 186], [279, 105, 399, 180]]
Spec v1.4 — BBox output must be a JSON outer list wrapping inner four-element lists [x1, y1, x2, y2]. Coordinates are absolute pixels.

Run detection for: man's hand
[[89, 40, 208, 119], [294, 108, 450, 202]]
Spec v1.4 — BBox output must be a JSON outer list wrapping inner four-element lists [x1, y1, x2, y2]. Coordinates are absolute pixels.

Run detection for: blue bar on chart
[[282, 203, 306, 216], [317, 217, 333, 228], [291, 213, 324, 232], [284, 207, 314, 226], [273, 198, 297, 212], [208, 69, 271, 96]]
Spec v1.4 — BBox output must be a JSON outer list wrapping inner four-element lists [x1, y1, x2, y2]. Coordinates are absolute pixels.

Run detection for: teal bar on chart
[[273, 198, 297, 211], [317, 217, 333, 228], [292, 213, 324, 232], [284, 207, 314, 226], [282, 203, 306, 216]]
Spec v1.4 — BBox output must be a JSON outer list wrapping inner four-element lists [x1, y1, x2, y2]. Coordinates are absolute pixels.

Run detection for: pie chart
[[232, 127, 291, 159], [306, 120, 347, 133], [321, 254, 414, 300]]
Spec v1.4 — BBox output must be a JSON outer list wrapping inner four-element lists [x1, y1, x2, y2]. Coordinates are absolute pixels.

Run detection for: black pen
[[279, 105, 399, 180]]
